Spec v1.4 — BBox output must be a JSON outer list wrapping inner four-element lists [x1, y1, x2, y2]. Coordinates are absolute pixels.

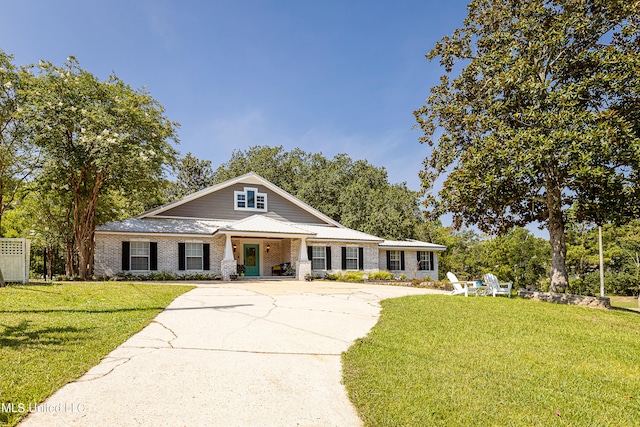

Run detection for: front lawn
[[343, 295, 640, 426], [0, 282, 193, 427]]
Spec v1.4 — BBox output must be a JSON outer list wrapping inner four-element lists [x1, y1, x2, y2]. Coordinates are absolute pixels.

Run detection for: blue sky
[[2, 0, 471, 193]]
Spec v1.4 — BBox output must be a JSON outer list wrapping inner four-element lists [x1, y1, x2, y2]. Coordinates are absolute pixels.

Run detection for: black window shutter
[[386, 250, 391, 270], [203, 244, 210, 270], [417, 251, 422, 271], [358, 247, 364, 270], [178, 243, 186, 271], [341, 247, 347, 270], [307, 245, 313, 262], [122, 242, 130, 271], [150, 242, 158, 271], [400, 251, 405, 271], [430, 252, 434, 270], [326, 246, 332, 270]]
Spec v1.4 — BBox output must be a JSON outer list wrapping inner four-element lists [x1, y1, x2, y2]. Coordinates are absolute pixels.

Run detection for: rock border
[[517, 289, 611, 309]]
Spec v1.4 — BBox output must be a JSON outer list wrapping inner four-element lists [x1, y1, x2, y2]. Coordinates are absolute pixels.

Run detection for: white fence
[[0, 238, 30, 283]]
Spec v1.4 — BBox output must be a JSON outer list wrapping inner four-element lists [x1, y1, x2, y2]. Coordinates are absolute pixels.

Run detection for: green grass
[[0, 282, 193, 427], [610, 296, 639, 310], [342, 295, 640, 426]]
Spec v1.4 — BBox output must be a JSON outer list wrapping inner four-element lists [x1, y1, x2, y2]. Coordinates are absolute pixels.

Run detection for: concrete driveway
[[20, 280, 445, 427]]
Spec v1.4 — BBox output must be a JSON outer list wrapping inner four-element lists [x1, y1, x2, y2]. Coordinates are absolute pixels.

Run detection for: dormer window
[[234, 187, 267, 211]]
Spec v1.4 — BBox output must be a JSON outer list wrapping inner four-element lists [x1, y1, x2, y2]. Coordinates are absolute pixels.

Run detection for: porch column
[[221, 234, 237, 280], [297, 236, 311, 280], [299, 237, 309, 261], [223, 234, 234, 261]]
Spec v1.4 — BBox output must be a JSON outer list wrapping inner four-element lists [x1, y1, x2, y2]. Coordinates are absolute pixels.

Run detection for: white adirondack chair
[[447, 272, 477, 297], [482, 273, 512, 297]]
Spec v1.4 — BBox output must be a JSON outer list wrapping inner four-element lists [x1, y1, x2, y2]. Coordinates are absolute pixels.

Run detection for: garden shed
[[0, 238, 31, 284]]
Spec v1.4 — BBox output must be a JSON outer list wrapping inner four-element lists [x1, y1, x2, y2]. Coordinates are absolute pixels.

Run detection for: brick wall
[[308, 242, 380, 274], [94, 234, 224, 278], [377, 249, 439, 280]]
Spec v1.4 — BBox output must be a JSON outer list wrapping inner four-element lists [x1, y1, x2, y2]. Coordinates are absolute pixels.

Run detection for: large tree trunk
[[0, 267, 5, 287], [74, 172, 101, 280], [546, 181, 568, 292]]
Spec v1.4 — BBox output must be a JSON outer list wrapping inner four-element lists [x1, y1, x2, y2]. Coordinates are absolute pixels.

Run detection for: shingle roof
[[96, 218, 224, 235]]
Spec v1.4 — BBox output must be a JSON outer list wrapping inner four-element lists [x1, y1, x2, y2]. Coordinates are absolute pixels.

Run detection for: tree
[[0, 50, 40, 286], [414, 0, 640, 291], [170, 152, 214, 199], [477, 227, 550, 289], [565, 220, 640, 295], [19, 57, 179, 279]]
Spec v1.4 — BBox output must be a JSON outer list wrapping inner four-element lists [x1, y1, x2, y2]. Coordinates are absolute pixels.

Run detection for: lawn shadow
[[0, 320, 94, 349], [0, 307, 167, 314], [610, 306, 640, 315]]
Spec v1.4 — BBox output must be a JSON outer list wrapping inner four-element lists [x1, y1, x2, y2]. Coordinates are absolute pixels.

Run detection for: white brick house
[[95, 172, 446, 280]]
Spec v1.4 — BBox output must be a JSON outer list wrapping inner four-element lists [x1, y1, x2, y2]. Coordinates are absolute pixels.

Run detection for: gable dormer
[[139, 172, 340, 226], [234, 187, 267, 212]]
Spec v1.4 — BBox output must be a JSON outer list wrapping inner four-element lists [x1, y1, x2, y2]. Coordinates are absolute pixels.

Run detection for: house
[[94, 172, 446, 281]]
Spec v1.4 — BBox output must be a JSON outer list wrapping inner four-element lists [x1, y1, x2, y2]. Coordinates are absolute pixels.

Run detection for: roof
[[96, 215, 382, 242], [96, 218, 225, 236], [379, 239, 447, 251], [301, 224, 383, 243], [219, 215, 313, 237]]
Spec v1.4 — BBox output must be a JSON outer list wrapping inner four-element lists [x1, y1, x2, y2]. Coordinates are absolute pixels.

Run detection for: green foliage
[[113, 271, 221, 281], [368, 271, 394, 281], [0, 50, 38, 238], [209, 145, 423, 240], [0, 282, 193, 427], [343, 295, 640, 426], [566, 220, 640, 296], [415, 0, 640, 292], [16, 56, 179, 278], [335, 271, 367, 283], [170, 152, 214, 200], [476, 227, 550, 289]]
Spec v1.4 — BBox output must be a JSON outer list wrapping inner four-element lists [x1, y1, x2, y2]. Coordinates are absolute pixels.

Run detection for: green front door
[[244, 244, 260, 276]]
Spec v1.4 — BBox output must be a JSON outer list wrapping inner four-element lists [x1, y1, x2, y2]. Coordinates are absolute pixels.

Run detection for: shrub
[[369, 271, 394, 281], [336, 271, 366, 283]]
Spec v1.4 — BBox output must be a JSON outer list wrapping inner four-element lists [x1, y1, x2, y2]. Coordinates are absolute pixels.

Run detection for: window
[[130, 241, 150, 271], [346, 247, 359, 270], [186, 243, 203, 270], [236, 193, 246, 208], [312, 246, 326, 270], [389, 250, 401, 270], [418, 251, 433, 271], [234, 187, 267, 211]]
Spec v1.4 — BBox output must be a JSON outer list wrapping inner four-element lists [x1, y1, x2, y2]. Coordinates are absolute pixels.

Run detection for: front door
[[244, 244, 260, 276]]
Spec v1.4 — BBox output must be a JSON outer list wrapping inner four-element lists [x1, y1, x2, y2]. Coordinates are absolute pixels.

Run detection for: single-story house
[[94, 172, 446, 281]]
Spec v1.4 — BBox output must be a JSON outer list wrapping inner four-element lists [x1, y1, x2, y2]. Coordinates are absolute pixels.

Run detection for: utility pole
[[598, 226, 605, 297]]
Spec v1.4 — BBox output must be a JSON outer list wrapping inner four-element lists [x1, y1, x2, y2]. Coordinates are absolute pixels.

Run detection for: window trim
[[389, 250, 401, 271], [418, 251, 433, 271], [185, 242, 204, 271], [312, 246, 326, 270], [345, 247, 359, 270], [234, 187, 267, 212], [130, 241, 150, 271]]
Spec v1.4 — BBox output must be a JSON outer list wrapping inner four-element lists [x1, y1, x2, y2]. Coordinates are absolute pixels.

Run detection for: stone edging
[[517, 289, 611, 309]]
